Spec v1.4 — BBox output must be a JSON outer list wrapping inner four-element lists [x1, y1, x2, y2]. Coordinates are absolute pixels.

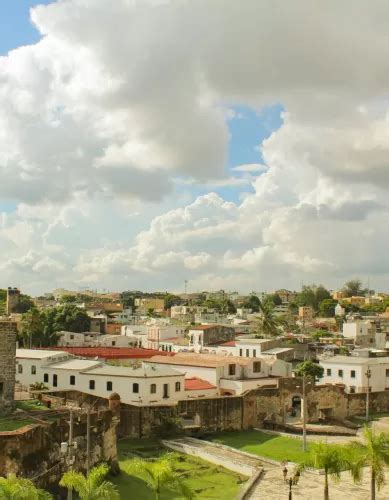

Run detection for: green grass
[[113, 438, 246, 499], [209, 430, 311, 464], [16, 400, 49, 411], [0, 417, 34, 432]]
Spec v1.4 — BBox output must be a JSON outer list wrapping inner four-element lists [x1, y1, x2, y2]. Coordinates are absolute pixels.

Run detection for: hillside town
[[2, 282, 389, 498]]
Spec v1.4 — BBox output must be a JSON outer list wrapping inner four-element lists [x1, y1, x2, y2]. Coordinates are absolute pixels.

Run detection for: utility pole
[[86, 408, 91, 476], [302, 374, 307, 452], [67, 410, 74, 500], [366, 367, 372, 422]]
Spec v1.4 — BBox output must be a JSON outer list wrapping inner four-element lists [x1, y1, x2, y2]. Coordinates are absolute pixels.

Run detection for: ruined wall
[[0, 321, 17, 411]]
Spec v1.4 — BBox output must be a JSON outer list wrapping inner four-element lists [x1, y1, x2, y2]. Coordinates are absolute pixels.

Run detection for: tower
[[6, 287, 20, 315], [0, 321, 17, 412]]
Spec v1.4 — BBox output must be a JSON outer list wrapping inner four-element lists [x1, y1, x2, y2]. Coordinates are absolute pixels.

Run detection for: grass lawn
[[16, 400, 49, 411], [209, 430, 311, 464], [113, 438, 246, 499], [0, 416, 34, 432]]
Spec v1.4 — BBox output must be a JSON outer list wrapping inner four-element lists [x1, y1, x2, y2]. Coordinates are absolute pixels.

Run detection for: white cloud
[[2, 0, 389, 293]]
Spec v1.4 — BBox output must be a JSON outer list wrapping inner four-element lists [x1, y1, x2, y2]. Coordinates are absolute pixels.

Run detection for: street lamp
[[295, 375, 312, 452], [366, 367, 371, 422]]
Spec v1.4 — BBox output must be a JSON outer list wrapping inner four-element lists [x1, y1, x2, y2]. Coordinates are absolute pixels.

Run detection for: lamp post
[[288, 477, 293, 500], [302, 375, 307, 452], [366, 367, 371, 422]]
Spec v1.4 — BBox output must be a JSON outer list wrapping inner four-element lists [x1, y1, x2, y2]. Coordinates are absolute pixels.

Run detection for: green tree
[[295, 360, 324, 381], [52, 304, 91, 333], [342, 279, 366, 298], [296, 285, 331, 312], [319, 299, 338, 318], [255, 299, 284, 337], [163, 294, 182, 309], [59, 464, 119, 500], [242, 294, 260, 312], [126, 454, 193, 500], [12, 294, 35, 314], [303, 442, 348, 500], [348, 425, 389, 500], [20, 308, 44, 348], [0, 474, 52, 499]]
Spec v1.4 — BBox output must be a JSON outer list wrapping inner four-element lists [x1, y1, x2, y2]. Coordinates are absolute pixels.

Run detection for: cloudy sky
[[1, 0, 389, 296]]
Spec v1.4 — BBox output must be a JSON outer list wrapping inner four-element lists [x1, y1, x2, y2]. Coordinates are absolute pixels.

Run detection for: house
[[298, 306, 314, 320], [146, 352, 292, 395], [188, 325, 235, 351], [274, 289, 296, 304], [210, 337, 295, 361], [319, 355, 389, 393], [58, 331, 101, 347], [342, 320, 385, 348], [134, 297, 165, 314], [146, 325, 186, 350]]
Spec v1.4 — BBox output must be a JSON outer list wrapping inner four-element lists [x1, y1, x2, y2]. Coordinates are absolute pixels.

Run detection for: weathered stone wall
[[0, 321, 17, 411]]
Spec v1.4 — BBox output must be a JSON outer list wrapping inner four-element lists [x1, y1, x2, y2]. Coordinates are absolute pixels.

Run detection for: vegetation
[[255, 299, 284, 337], [294, 284, 331, 312], [60, 463, 119, 500], [114, 438, 245, 499], [151, 416, 184, 439], [303, 442, 349, 500], [125, 454, 193, 500], [0, 416, 34, 431], [295, 360, 324, 380], [319, 299, 338, 317], [0, 474, 52, 499], [342, 279, 367, 297], [348, 425, 389, 500]]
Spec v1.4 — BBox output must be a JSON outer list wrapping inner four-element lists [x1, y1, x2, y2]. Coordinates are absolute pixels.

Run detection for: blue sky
[[0, 0, 53, 55]]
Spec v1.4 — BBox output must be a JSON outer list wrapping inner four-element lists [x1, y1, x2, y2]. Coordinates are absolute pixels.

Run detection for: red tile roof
[[41, 347, 174, 359], [184, 377, 217, 391], [220, 340, 236, 347]]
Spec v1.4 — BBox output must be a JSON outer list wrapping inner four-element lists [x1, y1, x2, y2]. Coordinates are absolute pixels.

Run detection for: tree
[[20, 308, 44, 348], [60, 464, 119, 500], [13, 294, 35, 314], [126, 454, 193, 500], [0, 474, 52, 499], [319, 299, 338, 318], [348, 425, 389, 500], [295, 360, 324, 381], [303, 442, 348, 500], [296, 285, 331, 312], [163, 293, 182, 309], [242, 294, 260, 312], [255, 299, 284, 337], [342, 279, 366, 298]]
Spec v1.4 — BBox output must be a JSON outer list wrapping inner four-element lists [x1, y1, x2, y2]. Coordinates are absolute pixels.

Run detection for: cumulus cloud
[[2, 0, 389, 293]]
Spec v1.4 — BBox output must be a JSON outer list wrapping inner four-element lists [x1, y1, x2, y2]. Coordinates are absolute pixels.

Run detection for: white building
[[146, 325, 186, 350], [15, 349, 215, 405], [342, 320, 385, 348], [146, 352, 292, 396], [319, 355, 389, 393], [335, 304, 345, 317]]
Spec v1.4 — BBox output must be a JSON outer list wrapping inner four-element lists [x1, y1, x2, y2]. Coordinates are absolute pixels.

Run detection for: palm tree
[[126, 453, 193, 500], [255, 299, 283, 337], [303, 442, 347, 500], [0, 474, 52, 499], [348, 425, 389, 500], [59, 463, 119, 500]]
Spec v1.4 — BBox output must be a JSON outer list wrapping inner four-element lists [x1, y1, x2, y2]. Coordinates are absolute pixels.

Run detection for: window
[[253, 361, 261, 373], [150, 384, 156, 394], [246, 349, 250, 357], [239, 349, 243, 356], [18, 364, 23, 374], [386, 369, 389, 377], [350, 386, 356, 394], [112, 341, 116, 346], [89, 380, 95, 390], [31, 365, 36, 375], [53, 374, 57, 387], [44, 373, 49, 383], [326, 368, 331, 376], [163, 384, 169, 398], [228, 364, 236, 375], [338, 369, 343, 377], [133, 383, 139, 393], [175, 382, 181, 392], [253, 349, 256, 358], [350, 370, 356, 379], [70, 335, 74, 340], [70, 375, 76, 385], [107, 381, 113, 391]]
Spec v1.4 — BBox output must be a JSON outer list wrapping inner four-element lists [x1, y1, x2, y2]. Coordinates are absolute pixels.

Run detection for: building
[[0, 321, 17, 411], [188, 325, 235, 351], [319, 355, 389, 393], [6, 288, 20, 315], [342, 320, 385, 348], [274, 289, 296, 304], [134, 297, 165, 314], [335, 303, 345, 317], [15, 349, 217, 405], [341, 296, 366, 306], [146, 352, 292, 395], [332, 291, 347, 300], [298, 306, 314, 320], [146, 325, 186, 350]]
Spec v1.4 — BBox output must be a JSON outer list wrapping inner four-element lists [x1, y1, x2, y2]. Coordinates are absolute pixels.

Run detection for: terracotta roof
[[149, 352, 252, 368], [41, 347, 174, 359], [185, 377, 217, 391]]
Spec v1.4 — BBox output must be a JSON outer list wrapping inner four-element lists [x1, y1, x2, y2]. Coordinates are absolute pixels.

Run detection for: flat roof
[[47, 359, 102, 371], [16, 349, 69, 360], [148, 353, 253, 368], [81, 364, 182, 378], [39, 346, 175, 359], [262, 348, 294, 354], [320, 355, 389, 365]]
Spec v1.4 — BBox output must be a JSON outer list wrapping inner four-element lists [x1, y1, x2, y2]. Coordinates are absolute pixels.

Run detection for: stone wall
[[0, 321, 17, 412]]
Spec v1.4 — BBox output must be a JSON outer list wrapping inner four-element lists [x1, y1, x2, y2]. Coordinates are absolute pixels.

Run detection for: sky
[[0, 0, 388, 296]]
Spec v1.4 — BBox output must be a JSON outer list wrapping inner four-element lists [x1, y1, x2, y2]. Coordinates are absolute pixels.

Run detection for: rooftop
[[320, 355, 389, 365], [41, 346, 174, 359], [16, 349, 70, 360], [189, 324, 224, 331], [148, 352, 253, 368], [184, 377, 217, 391], [83, 364, 181, 378], [47, 359, 102, 371]]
